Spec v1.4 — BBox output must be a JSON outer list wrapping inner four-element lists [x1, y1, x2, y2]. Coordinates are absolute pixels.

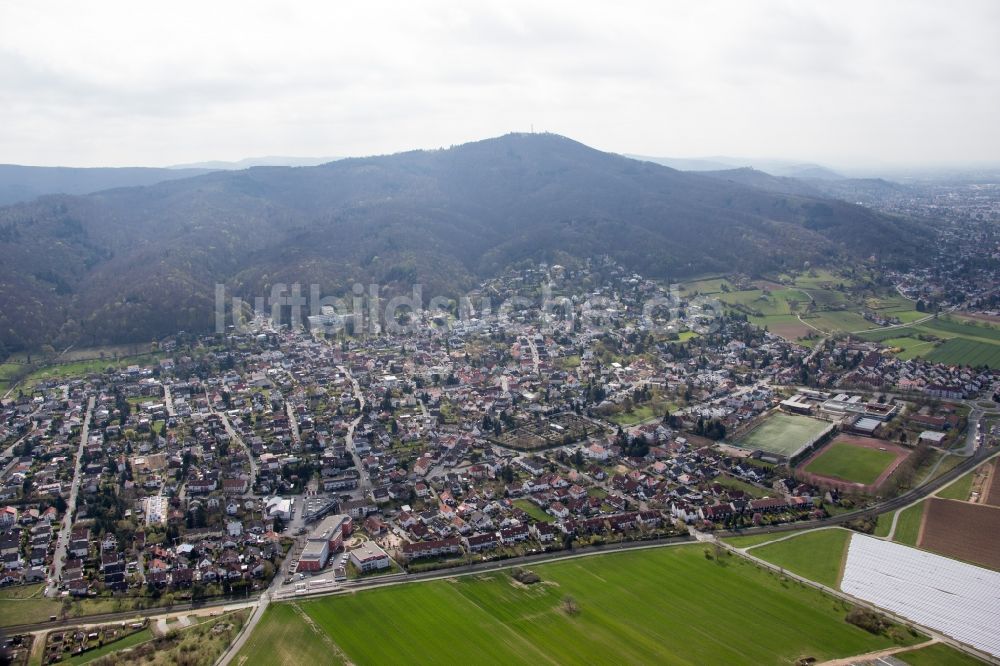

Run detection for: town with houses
[[0, 258, 997, 615]]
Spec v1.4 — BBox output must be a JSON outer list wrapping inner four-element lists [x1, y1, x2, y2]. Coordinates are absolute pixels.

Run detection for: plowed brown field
[[918, 497, 1000, 570]]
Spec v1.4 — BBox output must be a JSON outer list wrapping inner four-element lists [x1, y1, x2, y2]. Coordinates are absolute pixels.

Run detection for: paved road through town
[[47, 396, 94, 597]]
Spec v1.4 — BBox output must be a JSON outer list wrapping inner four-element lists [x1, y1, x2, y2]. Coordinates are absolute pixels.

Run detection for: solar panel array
[[840, 534, 1000, 658]]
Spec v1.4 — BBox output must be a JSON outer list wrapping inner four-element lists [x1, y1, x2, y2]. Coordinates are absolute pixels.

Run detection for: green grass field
[[874, 512, 893, 537], [936, 467, 977, 501], [0, 588, 175, 628], [858, 316, 1000, 366], [0, 584, 55, 632], [0, 362, 23, 392], [737, 412, 831, 457], [608, 404, 657, 425], [893, 502, 926, 546], [722, 529, 808, 549], [242, 546, 921, 666], [803, 441, 898, 486], [752, 528, 852, 589], [680, 277, 731, 295], [513, 499, 555, 523], [711, 475, 770, 499], [895, 642, 988, 666], [803, 310, 873, 334], [718, 289, 796, 316], [878, 337, 938, 360]]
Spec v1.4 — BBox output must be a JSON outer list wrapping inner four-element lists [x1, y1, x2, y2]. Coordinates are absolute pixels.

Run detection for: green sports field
[[737, 412, 831, 457], [803, 441, 898, 486], [238, 545, 921, 666], [751, 528, 852, 589]]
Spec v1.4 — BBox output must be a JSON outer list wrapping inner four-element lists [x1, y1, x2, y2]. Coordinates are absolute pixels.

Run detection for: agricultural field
[[736, 412, 831, 457], [749, 314, 816, 342], [879, 337, 938, 360], [800, 439, 902, 487], [925, 338, 1000, 367], [985, 462, 1000, 506], [681, 270, 924, 344], [235, 604, 340, 666], [918, 498, 1000, 571], [717, 287, 798, 316], [802, 309, 873, 334], [858, 316, 1000, 367], [242, 545, 923, 665], [751, 528, 852, 589]]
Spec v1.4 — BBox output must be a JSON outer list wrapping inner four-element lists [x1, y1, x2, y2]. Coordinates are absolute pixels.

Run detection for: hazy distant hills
[[629, 155, 845, 180], [695, 167, 909, 204], [168, 156, 341, 170], [0, 133, 932, 352], [0, 164, 215, 207]]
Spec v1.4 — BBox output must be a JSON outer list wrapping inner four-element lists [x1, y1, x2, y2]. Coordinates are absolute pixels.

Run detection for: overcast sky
[[2, 0, 998, 169]]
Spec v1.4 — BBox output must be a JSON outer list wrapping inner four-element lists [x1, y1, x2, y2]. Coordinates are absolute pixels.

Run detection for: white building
[[265, 496, 292, 521], [349, 541, 391, 573]]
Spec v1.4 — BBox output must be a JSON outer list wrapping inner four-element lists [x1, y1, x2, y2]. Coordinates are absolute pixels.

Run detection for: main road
[[338, 365, 372, 494], [47, 396, 94, 597], [207, 393, 258, 490]]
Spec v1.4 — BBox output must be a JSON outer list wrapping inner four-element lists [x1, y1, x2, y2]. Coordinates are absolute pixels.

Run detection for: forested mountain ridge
[[0, 133, 931, 352]]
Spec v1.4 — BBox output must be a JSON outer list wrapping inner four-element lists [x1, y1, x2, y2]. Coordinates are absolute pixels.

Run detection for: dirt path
[[915, 499, 929, 548], [886, 508, 901, 541], [975, 460, 996, 505], [817, 638, 938, 666], [28, 630, 47, 665]]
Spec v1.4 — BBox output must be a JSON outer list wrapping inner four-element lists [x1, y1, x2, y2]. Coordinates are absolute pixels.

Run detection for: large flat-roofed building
[[349, 541, 390, 573], [298, 514, 353, 572], [779, 394, 814, 415], [298, 539, 330, 572], [820, 394, 898, 421], [846, 415, 883, 436]]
